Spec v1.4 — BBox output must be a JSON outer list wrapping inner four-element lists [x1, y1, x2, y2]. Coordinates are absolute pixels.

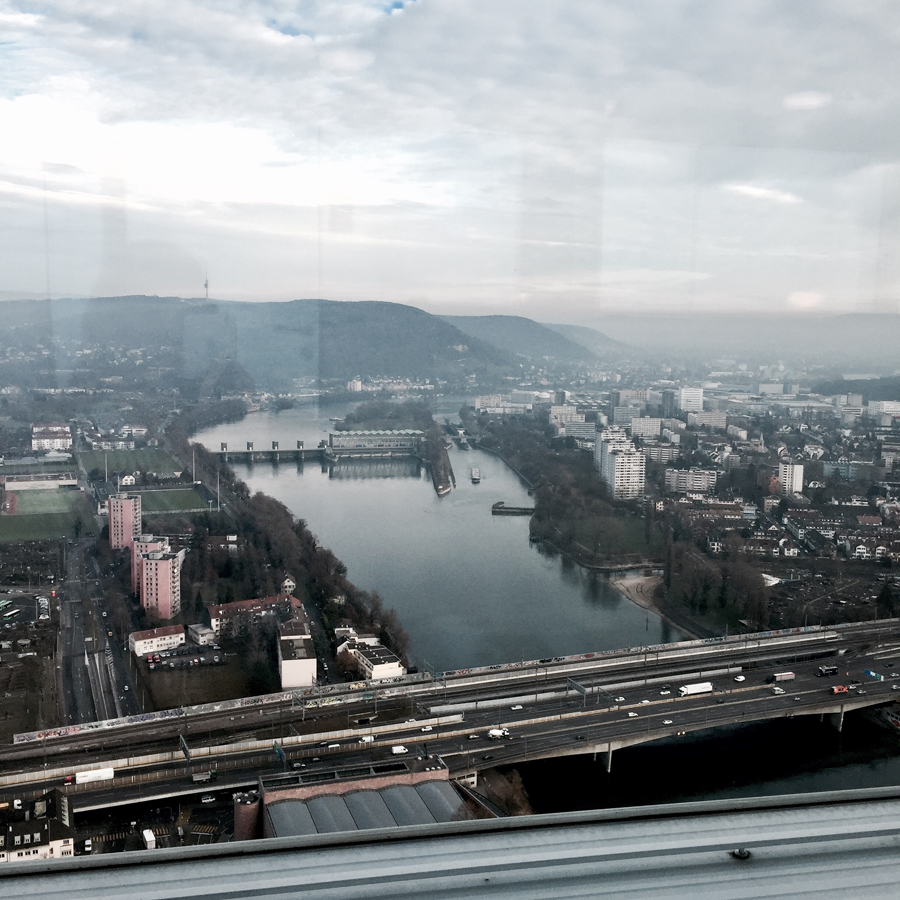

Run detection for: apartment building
[[108, 492, 141, 550]]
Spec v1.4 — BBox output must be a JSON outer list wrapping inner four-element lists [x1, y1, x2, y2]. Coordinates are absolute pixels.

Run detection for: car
[[614, 696, 625, 703], [793, 696, 801, 702], [716, 698, 725, 704], [420, 725, 433, 732], [83, 838, 92, 853], [662, 719, 674, 725], [627, 712, 639, 718], [773, 687, 785, 694], [893, 685, 900, 691], [200, 794, 215, 804], [573, 734, 585, 741], [292, 762, 306, 769], [510, 705, 523, 710], [468, 733, 479, 739], [318, 741, 329, 747], [733, 675, 746, 682], [659, 690, 671, 696], [640, 699, 650, 705], [481, 754, 494, 761], [857, 689, 866, 695]]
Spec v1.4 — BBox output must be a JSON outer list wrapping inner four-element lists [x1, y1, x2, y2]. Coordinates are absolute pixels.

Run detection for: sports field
[[139, 489, 207, 513], [12, 489, 86, 516], [0, 488, 96, 541], [77, 448, 183, 476]]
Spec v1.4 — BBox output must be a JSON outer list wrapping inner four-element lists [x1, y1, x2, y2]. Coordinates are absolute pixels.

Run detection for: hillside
[[543, 323, 627, 355], [0, 296, 518, 392], [441, 314, 601, 364]]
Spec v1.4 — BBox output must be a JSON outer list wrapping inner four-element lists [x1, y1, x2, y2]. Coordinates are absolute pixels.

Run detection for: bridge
[[2, 620, 900, 798]]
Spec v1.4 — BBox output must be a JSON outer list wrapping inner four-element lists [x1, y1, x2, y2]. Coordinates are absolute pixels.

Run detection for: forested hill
[[442, 314, 620, 363], [0, 296, 517, 392]]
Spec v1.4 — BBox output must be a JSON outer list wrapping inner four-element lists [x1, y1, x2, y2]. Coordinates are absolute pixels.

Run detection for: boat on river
[[470, 467, 481, 484]]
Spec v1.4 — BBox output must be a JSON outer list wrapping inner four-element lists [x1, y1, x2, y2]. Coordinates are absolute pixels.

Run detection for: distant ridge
[[0, 296, 519, 391], [543, 322, 628, 354], [441, 314, 617, 364]]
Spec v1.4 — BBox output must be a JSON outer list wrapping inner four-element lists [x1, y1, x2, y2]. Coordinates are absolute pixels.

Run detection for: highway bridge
[[3, 619, 900, 804]]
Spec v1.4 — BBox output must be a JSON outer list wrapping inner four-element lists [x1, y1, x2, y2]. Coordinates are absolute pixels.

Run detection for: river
[[195, 401, 682, 673], [195, 400, 900, 809]]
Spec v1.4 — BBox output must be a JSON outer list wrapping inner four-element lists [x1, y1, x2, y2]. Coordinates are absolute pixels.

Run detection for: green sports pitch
[[138, 489, 207, 513], [77, 449, 183, 476]]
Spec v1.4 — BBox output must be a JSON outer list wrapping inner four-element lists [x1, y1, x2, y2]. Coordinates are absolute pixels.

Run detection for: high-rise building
[[677, 388, 704, 413], [661, 390, 676, 418], [779, 462, 804, 495], [140, 549, 186, 621], [131, 534, 170, 595], [108, 492, 141, 550], [596, 427, 646, 500]]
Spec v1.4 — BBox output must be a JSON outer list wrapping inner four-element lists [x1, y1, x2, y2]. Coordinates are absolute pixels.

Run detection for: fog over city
[[2, 1, 900, 320]]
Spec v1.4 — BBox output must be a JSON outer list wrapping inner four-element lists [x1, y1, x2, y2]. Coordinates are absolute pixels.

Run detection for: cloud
[[787, 291, 824, 310], [0, 1, 898, 310], [783, 91, 833, 111], [724, 184, 803, 204]]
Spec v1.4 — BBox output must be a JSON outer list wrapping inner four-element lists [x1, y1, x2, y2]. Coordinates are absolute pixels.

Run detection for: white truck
[[488, 728, 511, 740], [142, 829, 156, 850], [678, 682, 713, 698], [66, 767, 115, 785]]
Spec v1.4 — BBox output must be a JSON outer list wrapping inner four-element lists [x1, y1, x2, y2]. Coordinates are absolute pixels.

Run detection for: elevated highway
[[3, 620, 900, 801]]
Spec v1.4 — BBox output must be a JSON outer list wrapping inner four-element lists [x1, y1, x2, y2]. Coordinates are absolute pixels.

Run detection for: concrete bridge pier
[[826, 708, 845, 732], [606, 746, 613, 773]]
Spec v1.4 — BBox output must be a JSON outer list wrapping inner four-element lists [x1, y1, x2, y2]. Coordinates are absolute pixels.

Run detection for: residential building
[[278, 619, 317, 689], [131, 534, 170, 595], [664, 468, 719, 494], [140, 549, 186, 620], [630, 417, 662, 439], [687, 411, 727, 429], [677, 388, 704, 412], [596, 427, 646, 500], [30, 423, 72, 451], [208, 594, 299, 638], [549, 405, 584, 424], [128, 624, 186, 656], [109, 492, 141, 550], [335, 636, 405, 681], [643, 444, 681, 464], [779, 462, 804, 495], [0, 791, 74, 863]]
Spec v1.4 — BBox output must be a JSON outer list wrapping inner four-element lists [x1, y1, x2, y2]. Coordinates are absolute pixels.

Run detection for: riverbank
[[608, 573, 712, 640]]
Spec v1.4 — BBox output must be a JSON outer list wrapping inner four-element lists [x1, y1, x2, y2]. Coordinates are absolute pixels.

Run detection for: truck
[[831, 685, 849, 695], [142, 829, 156, 850], [191, 770, 217, 784], [765, 672, 795, 684], [65, 767, 115, 785], [487, 728, 511, 740], [817, 665, 839, 677], [677, 682, 713, 697]]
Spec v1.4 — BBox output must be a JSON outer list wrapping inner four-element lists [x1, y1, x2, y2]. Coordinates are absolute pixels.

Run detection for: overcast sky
[[2, 1, 900, 322]]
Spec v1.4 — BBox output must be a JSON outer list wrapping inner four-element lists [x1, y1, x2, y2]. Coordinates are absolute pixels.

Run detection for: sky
[[2, 1, 900, 321]]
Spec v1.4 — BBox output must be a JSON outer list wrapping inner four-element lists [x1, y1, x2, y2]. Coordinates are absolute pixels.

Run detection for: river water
[[194, 402, 682, 673], [194, 401, 900, 809]]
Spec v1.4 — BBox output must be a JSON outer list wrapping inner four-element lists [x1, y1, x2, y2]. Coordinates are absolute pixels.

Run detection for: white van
[[358, 735, 374, 744], [391, 745, 408, 755]]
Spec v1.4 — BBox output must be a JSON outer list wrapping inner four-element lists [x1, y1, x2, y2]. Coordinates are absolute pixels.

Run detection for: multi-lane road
[[5, 620, 900, 805], [57, 542, 140, 727]]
